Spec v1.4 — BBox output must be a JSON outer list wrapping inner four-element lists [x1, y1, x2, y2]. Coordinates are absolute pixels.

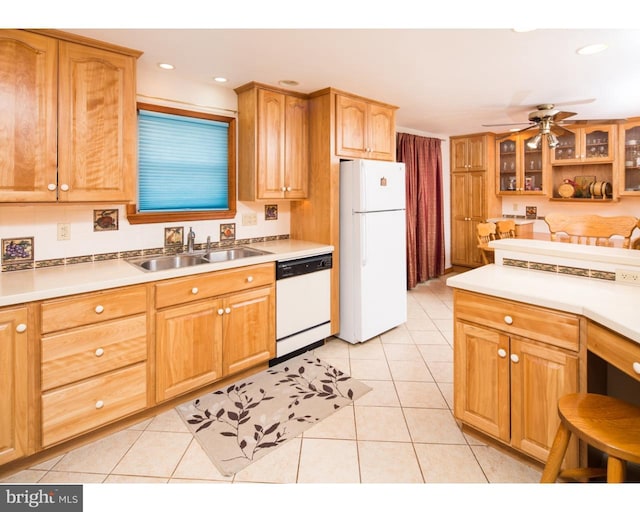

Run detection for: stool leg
[[607, 456, 626, 483], [541, 422, 571, 483]]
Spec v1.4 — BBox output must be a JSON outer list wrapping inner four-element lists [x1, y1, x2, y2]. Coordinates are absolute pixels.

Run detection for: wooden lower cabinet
[[0, 306, 30, 465], [453, 290, 580, 465]]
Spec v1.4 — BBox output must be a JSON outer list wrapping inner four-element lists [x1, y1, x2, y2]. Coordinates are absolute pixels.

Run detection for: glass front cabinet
[[549, 125, 616, 164], [497, 132, 546, 195], [619, 120, 640, 195]]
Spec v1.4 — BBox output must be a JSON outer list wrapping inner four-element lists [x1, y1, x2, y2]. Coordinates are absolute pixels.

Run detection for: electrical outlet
[[242, 212, 257, 226], [512, 203, 519, 212], [615, 269, 640, 285], [57, 223, 70, 241]]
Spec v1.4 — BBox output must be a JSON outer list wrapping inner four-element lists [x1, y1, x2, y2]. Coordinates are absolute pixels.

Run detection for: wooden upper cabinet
[[335, 93, 397, 161], [452, 135, 487, 172], [0, 30, 58, 201], [57, 41, 137, 202], [236, 83, 309, 200], [0, 29, 139, 203]]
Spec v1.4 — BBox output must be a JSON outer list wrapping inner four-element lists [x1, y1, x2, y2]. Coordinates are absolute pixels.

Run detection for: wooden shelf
[[549, 197, 619, 203]]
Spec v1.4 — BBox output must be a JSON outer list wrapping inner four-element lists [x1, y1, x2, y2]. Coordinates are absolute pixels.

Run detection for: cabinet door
[[57, 41, 136, 202], [283, 95, 309, 198], [257, 88, 286, 199], [451, 138, 470, 171], [450, 172, 486, 267], [453, 322, 510, 442], [619, 121, 640, 195], [0, 306, 29, 465], [0, 30, 57, 201], [467, 136, 487, 171], [156, 300, 223, 402], [335, 94, 368, 158], [222, 286, 275, 376], [510, 337, 578, 464], [367, 103, 396, 161]]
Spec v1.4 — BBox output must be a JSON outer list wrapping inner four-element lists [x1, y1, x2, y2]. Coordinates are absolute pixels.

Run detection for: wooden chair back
[[544, 213, 638, 248], [496, 219, 517, 239], [476, 222, 497, 264]]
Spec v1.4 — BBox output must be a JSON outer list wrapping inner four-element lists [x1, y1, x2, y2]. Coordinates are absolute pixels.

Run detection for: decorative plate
[[558, 183, 575, 198]]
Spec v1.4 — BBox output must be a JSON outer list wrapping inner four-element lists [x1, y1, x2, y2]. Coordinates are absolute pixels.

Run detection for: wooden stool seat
[[541, 393, 640, 483]]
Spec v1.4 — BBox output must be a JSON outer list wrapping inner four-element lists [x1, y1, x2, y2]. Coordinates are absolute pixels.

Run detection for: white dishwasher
[[272, 253, 332, 366]]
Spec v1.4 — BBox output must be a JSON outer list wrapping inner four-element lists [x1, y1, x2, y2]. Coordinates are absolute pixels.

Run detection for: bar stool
[[540, 393, 640, 483]]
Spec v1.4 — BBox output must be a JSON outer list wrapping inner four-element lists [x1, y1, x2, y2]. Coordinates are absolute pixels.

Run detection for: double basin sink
[[127, 246, 271, 272]]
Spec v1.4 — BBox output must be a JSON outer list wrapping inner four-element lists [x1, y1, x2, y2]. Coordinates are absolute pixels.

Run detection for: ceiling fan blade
[[550, 124, 574, 137], [553, 111, 577, 122], [560, 118, 625, 125], [482, 122, 533, 127]]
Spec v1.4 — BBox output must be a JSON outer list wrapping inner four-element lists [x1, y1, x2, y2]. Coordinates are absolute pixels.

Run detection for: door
[[354, 160, 406, 212], [354, 209, 407, 342], [257, 88, 286, 198], [283, 95, 309, 198]]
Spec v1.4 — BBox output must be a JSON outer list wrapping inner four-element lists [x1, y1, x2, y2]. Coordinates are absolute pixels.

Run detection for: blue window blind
[[138, 109, 229, 211]]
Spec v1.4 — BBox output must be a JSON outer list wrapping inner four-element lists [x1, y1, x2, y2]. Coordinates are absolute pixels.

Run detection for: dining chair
[[496, 219, 517, 239], [476, 222, 497, 264], [544, 213, 639, 248]]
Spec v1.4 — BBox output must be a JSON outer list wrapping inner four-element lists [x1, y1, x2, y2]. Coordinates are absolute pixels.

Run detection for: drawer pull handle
[[510, 354, 520, 364], [16, 323, 27, 333], [191, 287, 199, 295], [497, 348, 507, 358], [633, 362, 640, 375], [247, 276, 254, 283], [95, 348, 104, 357], [217, 308, 224, 315], [95, 305, 104, 314], [95, 400, 104, 409], [225, 307, 231, 314], [504, 315, 513, 325]]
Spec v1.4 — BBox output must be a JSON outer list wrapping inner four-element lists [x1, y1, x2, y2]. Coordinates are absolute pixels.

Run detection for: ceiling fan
[[483, 104, 577, 149]]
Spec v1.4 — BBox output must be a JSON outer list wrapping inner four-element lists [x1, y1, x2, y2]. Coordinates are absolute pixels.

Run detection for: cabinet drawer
[[155, 263, 274, 309], [587, 320, 640, 383], [41, 315, 147, 391], [41, 362, 147, 447], [41, 285, 147, 333], [454, 290, 579, 351]]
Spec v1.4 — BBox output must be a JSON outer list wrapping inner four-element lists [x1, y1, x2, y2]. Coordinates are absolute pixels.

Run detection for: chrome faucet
[[187, 227, 195, 253], [206, 235, 211, 254]]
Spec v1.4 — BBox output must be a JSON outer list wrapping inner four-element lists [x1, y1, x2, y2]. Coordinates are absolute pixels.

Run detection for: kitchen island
[[447, 238, 640, 470]]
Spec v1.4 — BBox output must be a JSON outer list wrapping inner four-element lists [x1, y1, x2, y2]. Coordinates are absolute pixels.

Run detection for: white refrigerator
[[337, 159, 407, 344]]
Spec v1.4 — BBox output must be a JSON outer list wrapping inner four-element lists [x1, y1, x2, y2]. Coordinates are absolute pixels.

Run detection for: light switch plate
[[242, 213, 257, 226]]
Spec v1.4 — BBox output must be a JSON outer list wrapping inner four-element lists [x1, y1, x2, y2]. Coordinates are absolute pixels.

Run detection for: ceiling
[[62, 27, 640, 137]]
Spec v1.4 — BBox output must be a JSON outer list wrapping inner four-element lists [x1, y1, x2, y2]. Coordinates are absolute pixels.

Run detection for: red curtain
[[397, 132, 445, 289]]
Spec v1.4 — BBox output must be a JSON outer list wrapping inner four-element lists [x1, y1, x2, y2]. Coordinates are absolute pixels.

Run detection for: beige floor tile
[[438, 382, 454, 410], [426, 361, 453, 383], [380, 326, 414, 344], [111, 431, 192, 478], [414, 443, 487, 483], [29, 454, 64, 471], [404, 316, 438, 331], [303, 404, 356, 439], [348, 340, 386, 360], [409, 330, 449, 345], [395, 381, 448, 408], [403, 408, 467, 444], [471, 445, 542, 483], [382, 343, 421, 361], [418, 344, 453, 363], [104, 474, 169, 483], [39, 471, 107, 483], [52, 429, 142, 474], [432, 318, 453, 332], [318, 357, 350, 375], [349, 358, 392, 381], [128, 418, 153, 430], [234, 437, 301, 483], [354, 406, 411, 442], [354, 380, 400, 407], [172, 439, 233, 481], [387, 359, 433, 382], [358, 441, 423, 483], [313, 338, 350, 359], [297, 438, 360, 483], [146, 409, 191, 433], [0, 469, 47, 483]]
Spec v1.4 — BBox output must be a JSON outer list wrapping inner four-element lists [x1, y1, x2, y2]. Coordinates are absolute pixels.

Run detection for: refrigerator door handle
[[359, 213, 367, 267]]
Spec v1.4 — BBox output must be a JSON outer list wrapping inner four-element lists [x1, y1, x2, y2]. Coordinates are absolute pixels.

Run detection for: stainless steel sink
[[127, 246, 271, 272]]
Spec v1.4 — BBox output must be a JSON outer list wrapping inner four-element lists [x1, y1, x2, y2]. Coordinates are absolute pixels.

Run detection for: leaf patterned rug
[[175, 354, 371, 476]]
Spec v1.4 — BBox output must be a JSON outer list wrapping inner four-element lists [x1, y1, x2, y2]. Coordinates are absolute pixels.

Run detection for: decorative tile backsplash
[[503, 257, 616, 281]]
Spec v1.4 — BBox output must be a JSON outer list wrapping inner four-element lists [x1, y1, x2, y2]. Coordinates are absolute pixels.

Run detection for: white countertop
[[0, 239, 333, 307], [447, 264, 640, 344]]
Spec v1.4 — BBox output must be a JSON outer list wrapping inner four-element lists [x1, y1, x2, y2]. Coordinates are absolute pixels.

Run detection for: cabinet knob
[[95, 400, 105, 409], [191, 287, 199, 295], [286, 186, 291, 192], [504, 315, 513, 325], [95, 348, 104, 357], [59, 183, 70, 192], [510, 354, 520, 364], [497, 348, 507, 358], [246, 275, 254, 283], [16, 323, 27, 333], [217, 308, 224, 315], [47, 183, 57, 191], [95, 305, 104, 314], [633, 361, 640, 375], [281, 187, 287, 192], [225, 307, 231, 314]]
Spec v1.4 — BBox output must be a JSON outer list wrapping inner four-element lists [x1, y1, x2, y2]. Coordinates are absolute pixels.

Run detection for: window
[[127, 102, 236, 224]]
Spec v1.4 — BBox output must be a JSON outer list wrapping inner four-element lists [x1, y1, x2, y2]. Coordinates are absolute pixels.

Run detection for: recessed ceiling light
[[214, 77, 228, 83], [279, 80, 299, 87], [158, 63, 175, 70], [577, 43, 608, 55]]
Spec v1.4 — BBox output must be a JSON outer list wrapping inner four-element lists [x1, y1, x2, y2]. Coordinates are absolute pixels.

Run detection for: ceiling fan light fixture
[[527, 133, 542, 149], [547, 133, 560, 148]]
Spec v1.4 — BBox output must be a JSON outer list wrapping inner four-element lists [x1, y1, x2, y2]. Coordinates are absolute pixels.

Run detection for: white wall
[[0, 66, 291, 262]]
